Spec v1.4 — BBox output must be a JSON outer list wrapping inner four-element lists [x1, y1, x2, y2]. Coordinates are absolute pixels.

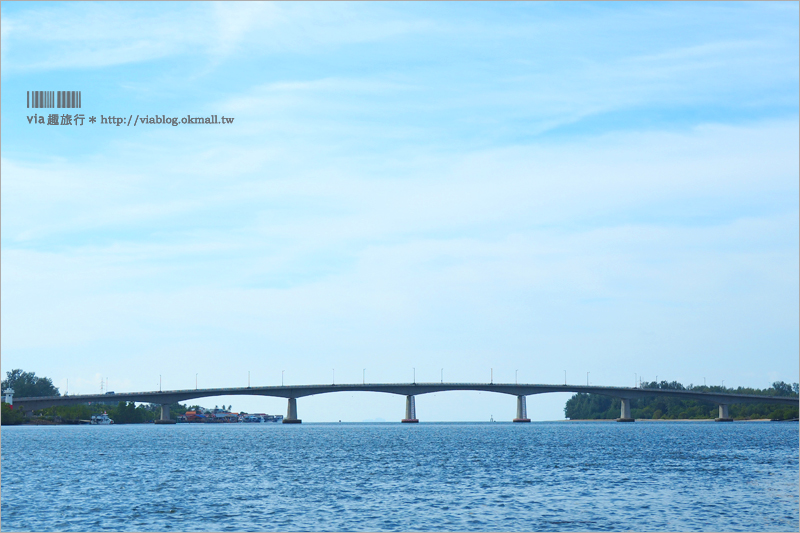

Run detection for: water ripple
[[1, 422, 798, 531]]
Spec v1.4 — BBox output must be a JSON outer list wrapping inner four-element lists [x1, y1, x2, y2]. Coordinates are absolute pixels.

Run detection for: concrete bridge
[[9, 382, 798, 423]]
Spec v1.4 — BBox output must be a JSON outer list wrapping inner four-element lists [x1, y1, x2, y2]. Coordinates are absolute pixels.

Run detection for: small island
[[564, 380, 799, 421]]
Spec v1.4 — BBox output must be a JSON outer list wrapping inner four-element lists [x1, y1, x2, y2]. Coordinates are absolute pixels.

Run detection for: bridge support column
[[513, 395, 531, 422], [155, 403, 176, 424], [715, 404, 733, 422], [283, 398, 301, 424], [402, 395, 418, 423], [617, 398, 634, 422]]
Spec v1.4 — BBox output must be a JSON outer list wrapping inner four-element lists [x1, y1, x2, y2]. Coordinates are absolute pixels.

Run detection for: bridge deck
[[11, 382, 799, 411]]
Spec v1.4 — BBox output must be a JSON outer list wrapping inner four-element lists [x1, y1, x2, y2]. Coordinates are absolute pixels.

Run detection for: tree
[[1, 402, 25, 425], [169, 403, 191, 420], [771, 381, 794, 396], [1, 369, 60, 398], [564, 393, 619, 419], [108, 401, 158, 424], [111, 401, 137, 424]]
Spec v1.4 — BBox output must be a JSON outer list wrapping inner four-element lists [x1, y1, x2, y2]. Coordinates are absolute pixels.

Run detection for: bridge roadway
[[10, 382, 798, 423]]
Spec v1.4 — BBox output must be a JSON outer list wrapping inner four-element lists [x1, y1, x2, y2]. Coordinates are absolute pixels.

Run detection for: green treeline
[[564, 380, 799, 421], [2, 400, 200, 425], [1, 368, 202, 425], [40, 401, 160, 424]]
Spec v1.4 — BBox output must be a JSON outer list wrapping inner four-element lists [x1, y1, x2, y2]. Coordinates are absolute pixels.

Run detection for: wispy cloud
[[1, 3, 207, 70], [1, 2, 436, 72], [3, 120, 797, 247]]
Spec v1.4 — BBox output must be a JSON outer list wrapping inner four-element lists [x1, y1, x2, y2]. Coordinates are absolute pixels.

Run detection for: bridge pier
[[155, 403, 176, 424], [715, 404, 733, 422], [513, 395, 531, 422], [401, 395, 418, 423], [617, 398, 634, 422], [283, 398, 302, 424]]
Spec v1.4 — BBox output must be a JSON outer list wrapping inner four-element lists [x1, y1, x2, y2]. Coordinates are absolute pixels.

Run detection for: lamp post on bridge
[[332, 369, 335, 385], [634, 373, 637, 388], [564, 370, 566, 385], [413, 367, 415, 384], [363, 369, 365, 385], [196, 373, 198, 390], [516, 369, 518, 385], [282, 370, 284, 387], [586, 372, 589, 386]]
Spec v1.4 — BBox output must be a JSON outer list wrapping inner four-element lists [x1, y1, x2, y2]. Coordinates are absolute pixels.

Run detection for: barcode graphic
[[27, 91, 81, 108]]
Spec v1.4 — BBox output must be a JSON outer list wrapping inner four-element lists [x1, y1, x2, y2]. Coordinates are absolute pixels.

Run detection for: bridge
[[8, 382, 798, 423]]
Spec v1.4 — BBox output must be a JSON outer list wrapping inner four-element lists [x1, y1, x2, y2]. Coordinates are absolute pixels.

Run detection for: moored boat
[[90, 412, 114, 425]]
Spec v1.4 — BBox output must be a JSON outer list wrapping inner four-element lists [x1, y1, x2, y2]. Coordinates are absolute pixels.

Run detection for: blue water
[[1, 422, 798, 532]]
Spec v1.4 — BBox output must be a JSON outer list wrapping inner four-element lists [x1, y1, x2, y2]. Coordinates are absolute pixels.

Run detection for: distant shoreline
[[10, 418, 798, 426]]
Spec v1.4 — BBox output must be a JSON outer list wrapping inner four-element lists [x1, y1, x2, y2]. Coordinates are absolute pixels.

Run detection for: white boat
[[240, 414, 284, 423], [90, 412, 114, 425]]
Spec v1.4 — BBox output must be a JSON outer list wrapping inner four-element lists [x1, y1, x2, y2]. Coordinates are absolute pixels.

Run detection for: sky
[[1, 1, 798, 421]]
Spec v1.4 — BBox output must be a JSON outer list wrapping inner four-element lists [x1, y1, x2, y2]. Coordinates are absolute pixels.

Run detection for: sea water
[[1, 422, 798, 532]]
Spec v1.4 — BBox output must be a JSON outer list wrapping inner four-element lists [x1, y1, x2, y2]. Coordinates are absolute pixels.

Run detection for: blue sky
[[1, 2, 798, 421]]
